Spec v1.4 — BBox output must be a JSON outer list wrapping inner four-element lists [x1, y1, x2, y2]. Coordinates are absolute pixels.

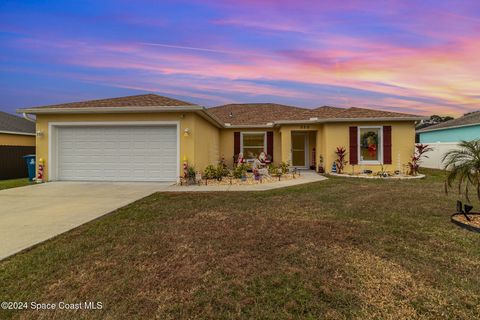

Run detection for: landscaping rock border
[[328, 173, 426, 180], [178, 173, 298, 186], [451, 215, 480, 233]]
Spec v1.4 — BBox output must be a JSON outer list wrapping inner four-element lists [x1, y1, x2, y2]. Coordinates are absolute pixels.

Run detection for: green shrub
[[203, 165, 217, 179], [268, 164, 278, 175], [280, 162, 290, 174], [187, 166, 196, 179], [216, 163, 229, 179], [233, 163, 248, 179]]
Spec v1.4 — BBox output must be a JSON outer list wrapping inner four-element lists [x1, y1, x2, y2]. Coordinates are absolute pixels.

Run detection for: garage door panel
[[56, 125, 177, 181]]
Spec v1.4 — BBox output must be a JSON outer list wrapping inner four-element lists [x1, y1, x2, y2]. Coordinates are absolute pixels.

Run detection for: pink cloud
[[8, 30, 480, 116]]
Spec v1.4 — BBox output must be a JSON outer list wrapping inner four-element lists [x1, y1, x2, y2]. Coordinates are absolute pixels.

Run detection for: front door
[[291, 132, 307, 167]]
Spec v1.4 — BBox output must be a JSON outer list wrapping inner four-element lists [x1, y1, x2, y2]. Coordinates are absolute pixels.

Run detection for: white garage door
[[56, 125, 177, 181]]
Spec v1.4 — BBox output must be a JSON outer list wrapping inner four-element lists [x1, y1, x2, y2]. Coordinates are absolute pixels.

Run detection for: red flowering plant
[[408, 144, 433, 176], [335, 147, 348, 174]]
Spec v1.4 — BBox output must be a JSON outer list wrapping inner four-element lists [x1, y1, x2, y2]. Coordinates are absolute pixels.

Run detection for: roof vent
[[309, 117, 319, 121], [266, 122, 274, 126], [225, 123, 231, 127], [229, 112, 234, 117]]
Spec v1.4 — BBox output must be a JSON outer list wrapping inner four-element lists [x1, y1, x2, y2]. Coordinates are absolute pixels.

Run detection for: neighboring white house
[[417, 111, 480, 169]]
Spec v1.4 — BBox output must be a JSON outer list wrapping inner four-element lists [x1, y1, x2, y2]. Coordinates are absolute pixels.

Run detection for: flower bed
[[179, 172, 298, 186], [329, 172, 425, 179]]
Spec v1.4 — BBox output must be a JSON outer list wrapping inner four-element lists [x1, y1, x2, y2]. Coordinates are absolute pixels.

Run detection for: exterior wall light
[[36, 130, 44, 137], [183, 128, 191, 137]]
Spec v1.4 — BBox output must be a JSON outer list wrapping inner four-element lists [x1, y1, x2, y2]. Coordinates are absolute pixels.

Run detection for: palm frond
[[443, 139, 480, 203]]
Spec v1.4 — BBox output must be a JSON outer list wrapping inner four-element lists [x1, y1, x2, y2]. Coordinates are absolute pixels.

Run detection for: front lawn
[[0, 178, 31, 191], [1, 169, 479, 319]]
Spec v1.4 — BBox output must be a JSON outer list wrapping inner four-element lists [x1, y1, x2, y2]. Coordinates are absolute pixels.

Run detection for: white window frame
[[358, 126, 383, 165], [240, 131, 267, 161]]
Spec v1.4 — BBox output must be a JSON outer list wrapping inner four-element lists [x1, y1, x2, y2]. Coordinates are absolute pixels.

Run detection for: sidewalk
[[165, 171, 327, 192]]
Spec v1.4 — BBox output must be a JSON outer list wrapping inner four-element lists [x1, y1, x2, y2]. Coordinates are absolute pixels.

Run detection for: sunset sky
[[1, 0, 479, 116]]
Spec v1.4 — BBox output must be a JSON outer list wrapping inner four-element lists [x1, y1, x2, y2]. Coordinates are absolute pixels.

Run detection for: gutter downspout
[[22, 113, 36, 122]]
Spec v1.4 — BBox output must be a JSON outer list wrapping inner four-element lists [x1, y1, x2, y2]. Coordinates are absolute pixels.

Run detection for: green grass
[[1, 169, 479, 319], [0, 178, 31, 191]]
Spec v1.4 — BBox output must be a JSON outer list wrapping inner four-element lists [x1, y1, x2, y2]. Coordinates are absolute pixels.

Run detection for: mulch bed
[[451, 214, 480, 233]]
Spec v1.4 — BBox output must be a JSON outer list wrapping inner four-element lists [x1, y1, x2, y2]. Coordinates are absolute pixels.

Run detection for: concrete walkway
[[0, 181, 170, 260], [166, 171, 327, 192]]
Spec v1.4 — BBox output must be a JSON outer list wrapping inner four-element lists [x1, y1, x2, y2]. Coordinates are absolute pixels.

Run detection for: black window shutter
[[349, 127, 358, 164]]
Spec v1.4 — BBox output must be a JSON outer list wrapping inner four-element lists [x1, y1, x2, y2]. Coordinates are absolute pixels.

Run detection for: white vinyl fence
[[417, 142, 460, 169]]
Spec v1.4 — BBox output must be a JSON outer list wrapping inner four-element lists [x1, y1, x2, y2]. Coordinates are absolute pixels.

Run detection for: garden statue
[[452, 200, 478, 222], [258, 151, 267, 164], [237, 152, 245, 165], [331, 162, 337, 173], [252, 156, 270, 177], [251, 158, 262, 170]]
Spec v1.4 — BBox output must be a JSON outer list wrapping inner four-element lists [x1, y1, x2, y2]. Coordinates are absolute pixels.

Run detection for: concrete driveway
[[0, 181, 171, 260]]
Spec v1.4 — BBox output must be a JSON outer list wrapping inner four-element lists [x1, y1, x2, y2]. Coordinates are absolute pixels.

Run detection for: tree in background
[[430, 114, 454, 123], [416, 114, 454, 130]]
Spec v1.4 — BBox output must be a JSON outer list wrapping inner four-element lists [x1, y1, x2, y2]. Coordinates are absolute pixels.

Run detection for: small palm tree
[[442, 140, 480, 203]]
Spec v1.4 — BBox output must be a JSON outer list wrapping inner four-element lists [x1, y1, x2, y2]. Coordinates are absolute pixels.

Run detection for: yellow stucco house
[[17, 94, 422, 182]]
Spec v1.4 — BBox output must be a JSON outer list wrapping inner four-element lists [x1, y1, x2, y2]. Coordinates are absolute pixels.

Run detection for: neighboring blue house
[[416, 111, 480, 168]]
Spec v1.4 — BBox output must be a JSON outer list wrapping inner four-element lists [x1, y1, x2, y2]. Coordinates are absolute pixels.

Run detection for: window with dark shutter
[[267, 131, 274, 161], [383, 126, 392, 164], [349, 126, 358, 164], [234, 132, 240, 156]]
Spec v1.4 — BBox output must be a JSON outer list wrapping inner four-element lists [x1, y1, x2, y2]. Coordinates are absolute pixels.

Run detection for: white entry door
[[55, 125, 177, 181]]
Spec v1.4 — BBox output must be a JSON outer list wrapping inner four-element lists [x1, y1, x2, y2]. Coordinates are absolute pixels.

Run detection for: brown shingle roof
[[417, 111, 480, 132], [0, 111, 35, 134], [17, 93, 422, 125], [208, 103, 319, 125], [334, 107, 419, 119], [25, 94, 197, 109], [209, 104, 421, 125], [313, 106, 346, 118]]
